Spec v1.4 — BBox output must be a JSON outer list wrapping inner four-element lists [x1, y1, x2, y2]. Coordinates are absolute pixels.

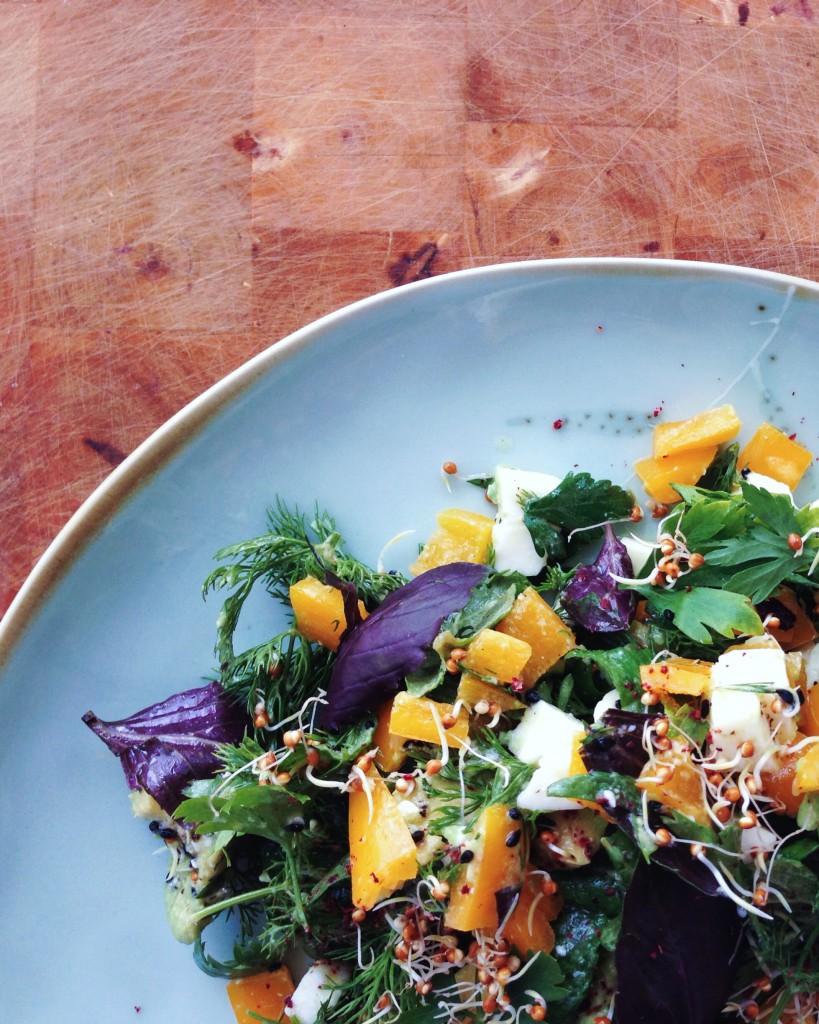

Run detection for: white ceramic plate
[[1, 259, 818, 1024]]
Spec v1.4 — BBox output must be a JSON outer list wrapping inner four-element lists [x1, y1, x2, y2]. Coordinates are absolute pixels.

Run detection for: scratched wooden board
[[2, 0, 819, 613]]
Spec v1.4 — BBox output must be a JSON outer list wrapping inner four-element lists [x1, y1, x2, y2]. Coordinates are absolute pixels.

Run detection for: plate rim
[[3, 255, 819, 666]]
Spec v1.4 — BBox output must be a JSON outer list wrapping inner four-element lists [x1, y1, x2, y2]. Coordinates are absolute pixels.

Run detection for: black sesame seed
[[524, 690, 543, 706], [283, 817, 306, 833], [508, 807, 522, 820], [412, 829, 425, 844], [505, 830, 522, 848], [460, 849, 475, 863], [776, 688, 796, 707]]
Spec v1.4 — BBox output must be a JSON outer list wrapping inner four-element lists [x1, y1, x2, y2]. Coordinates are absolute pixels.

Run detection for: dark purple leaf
[[561, 525, 635, 632], [82, 682, 247, 815], [320, 562, 490, 731], [581, 708, 661, 778], [613, 859, 742, 1024], [324, 570, 365, 641]]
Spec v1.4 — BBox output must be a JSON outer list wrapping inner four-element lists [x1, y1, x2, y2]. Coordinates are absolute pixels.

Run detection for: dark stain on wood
[[387, 242, 439, 286], [83, 437, 127, 466]]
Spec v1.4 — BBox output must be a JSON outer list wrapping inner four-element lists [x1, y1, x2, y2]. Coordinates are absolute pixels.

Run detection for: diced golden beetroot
[[738, 423, 813, 490], [568, 732, 588, 778], [794, 742, 819, 795], [502, 867, 563, 956], [800, 687, 819, 737], [639, 657, 714, 698], [445, 805, 524, 932], [765, 588, 818, 652], [762, 748, 804, 816], [227, 966, 294, 1024], [289, 577, 367, 651], [389, 691, 469, 749], [457, 673, 525, 713], [633, 446, 719, 504], [373, 699, 407, 772], [637, 741, 710, 827], [460, 628, 532, 685], [496, 587, 576, 688], [409, 508, 495, 576], [349, 767, 418, 908], [652, 404, 741, 458]]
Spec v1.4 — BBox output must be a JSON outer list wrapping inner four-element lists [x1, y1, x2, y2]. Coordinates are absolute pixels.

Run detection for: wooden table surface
[[2, 0, 819, 615]]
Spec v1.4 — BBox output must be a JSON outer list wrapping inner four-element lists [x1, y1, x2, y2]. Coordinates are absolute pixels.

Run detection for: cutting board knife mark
[[83, 437, 127, 467]]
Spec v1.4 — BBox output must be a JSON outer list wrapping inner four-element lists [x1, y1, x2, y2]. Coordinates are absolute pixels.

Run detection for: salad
[[83, 406, 819, 1024]]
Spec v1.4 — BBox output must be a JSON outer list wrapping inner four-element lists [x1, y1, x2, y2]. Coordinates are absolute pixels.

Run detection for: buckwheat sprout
[[377, 530, 415, 573], [359, 992, 401, 1024], [506, 951, 543, 984], [351, 764, 375, 824], [428, 703, 452, 770], [566, 513, 633, 543], [304, 764, 347, 791], [693, 852, 773, 920], [356, 921, 375, 969]]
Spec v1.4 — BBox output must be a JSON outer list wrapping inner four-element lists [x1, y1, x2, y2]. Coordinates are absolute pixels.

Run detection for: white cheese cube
[[490, 466, 560, 576], [507, 700, 586, 812], [709, 646, 797, 765], [288, 961, 350, 1024]]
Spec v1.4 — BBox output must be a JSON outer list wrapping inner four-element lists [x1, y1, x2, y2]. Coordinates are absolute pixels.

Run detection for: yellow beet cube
[[457, 673, 525, 713], [738, 423, 813, 490], [653, 404, 741, 458], [227, 966, 294, 1024], [445, 804, 524, 932], [349, 767, 418, 908], [409, 507, 495, 576], [389, 691, 469, 748], [794, 742, 819, 795], [460, 628, 532, 685], [639, 657, 714, 698], [372, 699, 407, 773], [637, 740, 710, 826], [289, 577, 367, 651], [495, 587, 576, 688], [634, 446, 718, 504]]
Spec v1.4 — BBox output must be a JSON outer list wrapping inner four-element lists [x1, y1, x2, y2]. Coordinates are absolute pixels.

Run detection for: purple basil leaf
[[613, 859, 742, 1024], [320, 562, 490, 730], [82, 681, 247, 815], [581, 708, 661, 777], [561, 525, 635, 632]]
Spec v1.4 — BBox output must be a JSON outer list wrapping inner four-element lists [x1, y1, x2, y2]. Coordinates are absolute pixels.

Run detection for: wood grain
[[3, 0, 819, 613]]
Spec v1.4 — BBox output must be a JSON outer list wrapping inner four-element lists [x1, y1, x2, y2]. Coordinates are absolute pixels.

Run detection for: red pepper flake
[[460, 884, 472, 895], [652, 406, 663, 418], [553, 418, 564, 430], [510, 677, 524, 694], [789, 433, 797, 441]]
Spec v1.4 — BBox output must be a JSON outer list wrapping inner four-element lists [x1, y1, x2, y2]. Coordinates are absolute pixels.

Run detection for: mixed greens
[[84, 413, 819, 1024]]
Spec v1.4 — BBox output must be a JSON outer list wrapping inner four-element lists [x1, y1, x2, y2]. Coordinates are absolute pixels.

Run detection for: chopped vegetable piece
[[409, 507, 494, 576], [388, 691, 469, 748], [349, 767, 418, 909], [456, 672, 525, 713], [652, 404, 741, 458], [460, 627, 532, 684], [739, 422, 813, 489], [496, 586, 576, 688], [639, 657, 714, 698], [445, 804, 525, 931], [227, 966, 294, 1024], [761, 749, 804, 816], [372, 698, 407, 772], [289, 576, 368, 651], [501, 865, 563, 956], [633, 446, 719, 504], [794, 742, 819, 795], [636, 739, 711, 827]]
